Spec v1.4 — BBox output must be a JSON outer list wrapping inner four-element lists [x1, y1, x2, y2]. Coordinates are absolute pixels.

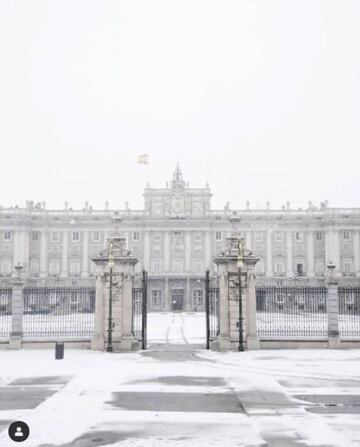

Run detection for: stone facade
[[1, 165, 360, 311]]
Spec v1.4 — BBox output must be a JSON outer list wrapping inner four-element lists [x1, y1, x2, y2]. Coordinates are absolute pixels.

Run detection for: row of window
[[0, 229, 356, 243], [151, 289, 204, 307]]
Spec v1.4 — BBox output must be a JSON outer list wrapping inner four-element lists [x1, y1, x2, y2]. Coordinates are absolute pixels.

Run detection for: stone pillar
[[243, 256, 260, 350], [164, 277, 170, 310], [185, 231, 191, 272], [286, 231, 293, 277], [164, 231, 170, 272], [354, 231, 360, 277], [9, 266, 25, 349], [307, 231, 315, 277], [81, 230, 89, 277], [217, 267, 231, 350], [143, 231, 150, 271], [214, 234, 259, 351], [185, 277, 191, 311], [91, 236, 139, 352], [39, 230, 48, 278], [326, 267, 341, 348], [266, 229, 273, 277], [246, 231, 252, 250], [205, 231, 211, 271], [61, 231, 68, 278]]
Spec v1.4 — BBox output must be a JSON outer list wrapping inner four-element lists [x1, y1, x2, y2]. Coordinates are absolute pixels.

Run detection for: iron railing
[[256, 285, 328, 339], [22, 287, 95, 341], [205, 271, 219, 348], [0, 288, 12, 340], [132, 271, 148, 349], [339, 286, 360, 339]]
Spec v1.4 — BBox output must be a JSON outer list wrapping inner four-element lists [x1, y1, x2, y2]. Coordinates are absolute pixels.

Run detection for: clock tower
[[144, 164, 212, 217]]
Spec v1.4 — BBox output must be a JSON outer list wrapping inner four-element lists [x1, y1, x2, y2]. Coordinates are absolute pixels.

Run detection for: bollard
[[55, 342, 64, 360]]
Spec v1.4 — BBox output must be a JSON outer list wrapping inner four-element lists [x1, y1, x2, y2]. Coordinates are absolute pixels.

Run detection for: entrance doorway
[[171, 289, 184, 311]]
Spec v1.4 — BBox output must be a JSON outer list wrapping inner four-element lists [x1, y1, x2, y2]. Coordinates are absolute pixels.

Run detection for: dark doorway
[[171, 289, 184, 311]]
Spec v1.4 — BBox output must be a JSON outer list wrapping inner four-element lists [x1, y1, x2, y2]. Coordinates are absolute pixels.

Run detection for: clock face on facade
[[172, 198, 185, 214]]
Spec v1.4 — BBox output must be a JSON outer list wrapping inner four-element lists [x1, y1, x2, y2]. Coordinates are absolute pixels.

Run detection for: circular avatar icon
[[8, 421, 30, 442]]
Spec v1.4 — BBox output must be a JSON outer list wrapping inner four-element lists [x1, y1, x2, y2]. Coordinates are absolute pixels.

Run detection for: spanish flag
[[137, 154, 149, 164]]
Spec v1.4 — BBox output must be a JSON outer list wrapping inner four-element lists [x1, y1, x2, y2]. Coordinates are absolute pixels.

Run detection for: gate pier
[[213, 234, 260, 351], [91, 235, 139, 352]]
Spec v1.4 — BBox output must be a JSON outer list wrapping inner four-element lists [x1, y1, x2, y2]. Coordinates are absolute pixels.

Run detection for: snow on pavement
[[0, 312, 360, 446]]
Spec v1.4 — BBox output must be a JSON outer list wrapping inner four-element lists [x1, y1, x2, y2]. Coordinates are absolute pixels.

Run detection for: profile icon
[[8, 421, 30, 442]]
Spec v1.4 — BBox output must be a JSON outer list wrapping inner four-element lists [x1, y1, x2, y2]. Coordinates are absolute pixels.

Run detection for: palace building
[[0, 165, 359, 311]]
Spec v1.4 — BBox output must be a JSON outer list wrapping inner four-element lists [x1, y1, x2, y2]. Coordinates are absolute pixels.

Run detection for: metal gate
[[205, 270, 219, 349], [132, 270, 148, 349]]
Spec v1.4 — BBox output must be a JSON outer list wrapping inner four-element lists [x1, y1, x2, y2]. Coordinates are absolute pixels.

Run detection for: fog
[[0, 0, 359, 210]]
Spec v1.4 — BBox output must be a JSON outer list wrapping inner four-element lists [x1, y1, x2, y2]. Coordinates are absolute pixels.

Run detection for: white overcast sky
[[0, 0, 359, 211]]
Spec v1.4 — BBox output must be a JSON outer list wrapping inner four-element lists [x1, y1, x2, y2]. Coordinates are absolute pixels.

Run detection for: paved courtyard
[[1, 312, 360, 446]]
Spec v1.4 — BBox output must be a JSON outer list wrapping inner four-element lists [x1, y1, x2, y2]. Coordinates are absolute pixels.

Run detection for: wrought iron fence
[[132, 286, 143, 341], [209, 286, 219, 340], [132, 271, 147, 349], [0, 288, 12, 340], [339, 286, 360, 339], [205, 271, 219, 348], [256, 285, 328, 339], [22, 287, 95, 341]]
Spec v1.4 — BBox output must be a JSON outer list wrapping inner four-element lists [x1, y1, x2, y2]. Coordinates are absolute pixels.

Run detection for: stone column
[[164, 231, 170, 272], [9, 266, 25, 349], [286, 231, 293, 277], [81, 230, 89, 277], [205, 231, 211, 271], [185, 231, 191, 272], [164, 277, 170, 310], [91, 272, 106, 350], [143, 231, 150, 271], [185, 277, 191, 311], [217, 268, 231, 350], [243, 256, 260, 349], [326, 268, 341, 348], [266, 229, 273, 277], [61, 231, 68, 278], [246, 231, 252, 250], [91, 236, 139, 352], [354, 231, 360, 277], [39, 230, 48, 278], [307, 231, 315, 277]]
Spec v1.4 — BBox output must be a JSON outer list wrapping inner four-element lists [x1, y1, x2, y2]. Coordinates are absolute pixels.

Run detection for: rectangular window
[[215, 231, 222, 241], [152, 290, 162, 307], [133, 231, 140, 241], [193, 290, 204, 307], [152, 258, 161, 273], [274, 231, 283, 242], [49, 261, 60, 275], [194, 258, 203, 272], [70, 261, 80, 275], [315, 232, 323, 241], [295, 232, 303, 242], [31, 231, 40, 241], [92, 231, 100, 242], [52, 231, 60, 242], [72, 232, 80, 242], [3, 231, 12, 241], [153, 233, 161, 242], [343, 230, 350, 240]]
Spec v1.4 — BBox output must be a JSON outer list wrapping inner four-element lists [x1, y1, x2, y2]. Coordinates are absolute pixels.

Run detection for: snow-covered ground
[[0, 312, 360, 446]]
